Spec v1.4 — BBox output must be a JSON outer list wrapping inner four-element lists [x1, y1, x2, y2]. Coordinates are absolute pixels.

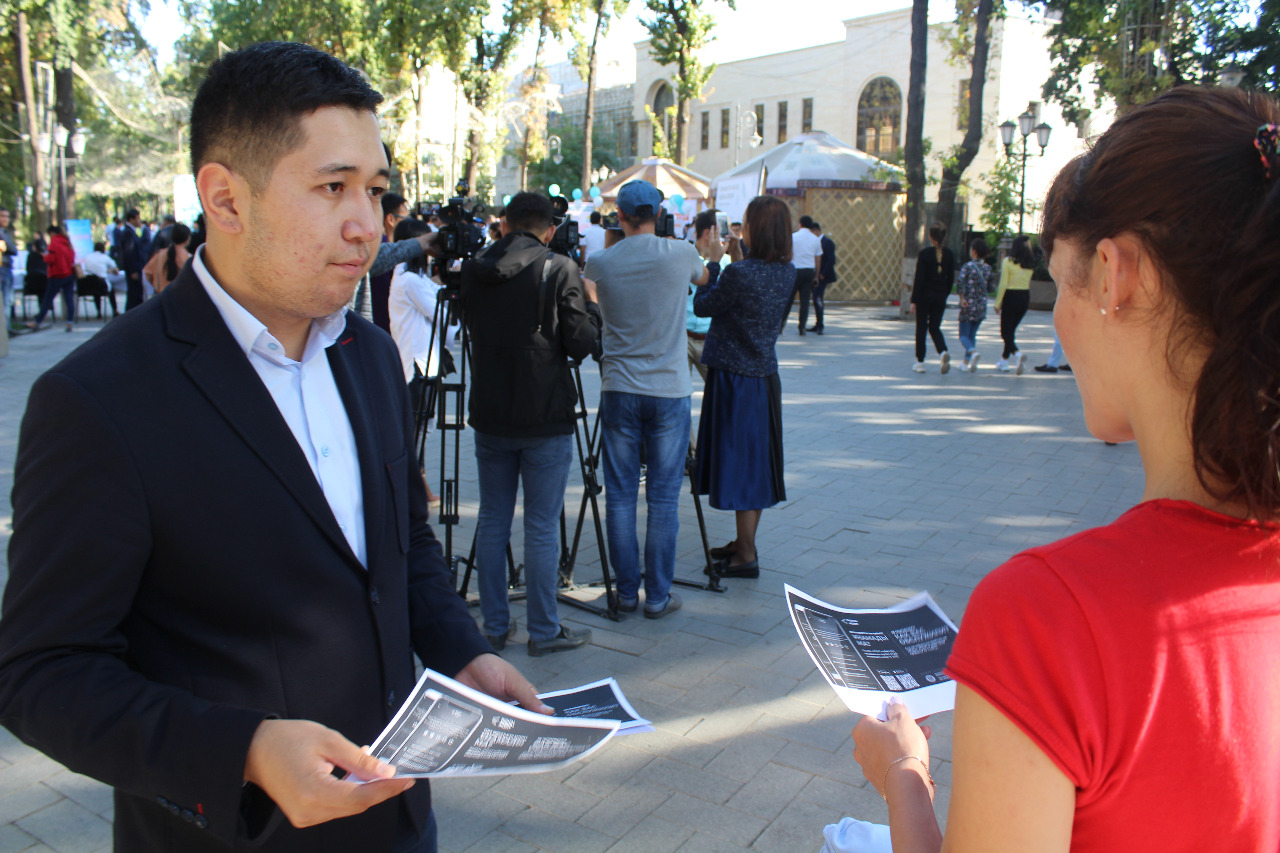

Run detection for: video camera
[[415, 179, 488, 286], [547, 195, 580, 263], [600, 208, 674, 238]]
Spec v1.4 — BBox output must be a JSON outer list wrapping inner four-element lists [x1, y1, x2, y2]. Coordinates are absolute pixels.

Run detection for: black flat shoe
[[710, 558, 759, 578], [708, 541, 736, 560], [1034, 364, 1058, 373]]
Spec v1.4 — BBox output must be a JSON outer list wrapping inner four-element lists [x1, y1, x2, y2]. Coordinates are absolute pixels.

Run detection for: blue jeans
[[958, 318, 983, 357], [600, 391, 691, 608], [1047, 336, 1067, 368], [0, 267, 12, 317], [474, 431, 573, 643]]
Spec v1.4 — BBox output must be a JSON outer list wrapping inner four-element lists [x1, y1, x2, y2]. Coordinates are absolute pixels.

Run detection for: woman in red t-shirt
[[27, 224, 77, 332], [851, 86, 1280, 851]]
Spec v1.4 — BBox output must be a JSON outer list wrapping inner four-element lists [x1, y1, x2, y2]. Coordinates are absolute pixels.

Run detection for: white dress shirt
[[791, 227, 823, 271], [192, 247, 367, 567], [388, 263, 458, 383]]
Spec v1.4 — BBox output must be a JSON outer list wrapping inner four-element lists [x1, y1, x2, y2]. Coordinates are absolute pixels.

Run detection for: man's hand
[[243, 719, 413, 829], [455, 653, 553, 715], [416, 232, 442, 258], [581, 276, 598, 303], [909, 302, 917, 315], [727, 236, 743, 264]]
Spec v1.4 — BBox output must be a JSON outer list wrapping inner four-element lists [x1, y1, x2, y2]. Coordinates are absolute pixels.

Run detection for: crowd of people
[[0, 38, 1276, 853]]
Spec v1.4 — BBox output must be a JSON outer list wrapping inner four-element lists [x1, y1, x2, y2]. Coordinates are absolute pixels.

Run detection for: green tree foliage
[[526, 118, 624, 193], [1205, 0, 1280, 92], [978, 151, 1024, 240], [1028, 0, 1255, 123], [640, 0, 732, 166], [570, 0, 629, 192]]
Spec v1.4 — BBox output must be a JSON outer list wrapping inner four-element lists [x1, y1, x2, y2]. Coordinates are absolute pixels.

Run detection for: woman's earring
[[1100, 308, 1107, 316]]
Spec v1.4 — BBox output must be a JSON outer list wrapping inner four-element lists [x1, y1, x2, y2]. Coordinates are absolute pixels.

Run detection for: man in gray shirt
[[584, 180, 719, 618]]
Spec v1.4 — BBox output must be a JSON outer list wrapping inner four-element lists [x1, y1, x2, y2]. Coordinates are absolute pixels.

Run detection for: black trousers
[[812, 278, 829, 328], [783, 268, 816, 332], [914, 294, 949, 362], [999, 289, 1030, 358], [125, 272, 144, 310]]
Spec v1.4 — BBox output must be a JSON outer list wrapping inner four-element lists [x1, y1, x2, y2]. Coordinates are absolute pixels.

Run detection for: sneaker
[[968, 353, 980, 373], [1034, 364, 1059, 374], [1015, 352, 1026, 375], [485, 621, 519, 653], [643, 593, 682, 619], [939, 352, 950, 374], [911, 362, 926, 373], [528, 625, 592, 657], [616, 595, 639, 613]]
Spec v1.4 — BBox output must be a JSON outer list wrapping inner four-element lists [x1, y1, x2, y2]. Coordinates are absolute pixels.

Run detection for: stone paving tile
[[0, 307, 1147, 851]]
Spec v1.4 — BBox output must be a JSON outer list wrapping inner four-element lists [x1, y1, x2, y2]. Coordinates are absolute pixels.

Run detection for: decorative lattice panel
[[805, 188, 905, 302]]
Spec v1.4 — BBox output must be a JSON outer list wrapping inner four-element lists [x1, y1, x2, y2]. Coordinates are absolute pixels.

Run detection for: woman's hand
[[852, 700, 933, 797]]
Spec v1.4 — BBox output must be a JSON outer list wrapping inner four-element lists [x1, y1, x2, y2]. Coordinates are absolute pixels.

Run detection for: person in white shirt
[[79, 240, 122, 317], [579, 210, 607, 266], [784, 215, 824, 336]]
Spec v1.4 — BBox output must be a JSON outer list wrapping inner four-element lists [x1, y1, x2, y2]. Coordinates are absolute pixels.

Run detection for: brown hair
[[744, 196, 792, 264], [1042, 86, 1280, 514]]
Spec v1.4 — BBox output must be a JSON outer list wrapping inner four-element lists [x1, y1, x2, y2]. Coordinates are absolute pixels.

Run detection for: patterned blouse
[[694, 258, 796, 377], [956, 259, 991, 322]]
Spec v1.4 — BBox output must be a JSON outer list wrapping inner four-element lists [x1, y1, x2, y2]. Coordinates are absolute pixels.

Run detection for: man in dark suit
[[0, 41, 547, 853]]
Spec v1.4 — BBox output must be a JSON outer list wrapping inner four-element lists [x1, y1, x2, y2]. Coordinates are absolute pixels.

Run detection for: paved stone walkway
[[0, 304, 1143, 852]]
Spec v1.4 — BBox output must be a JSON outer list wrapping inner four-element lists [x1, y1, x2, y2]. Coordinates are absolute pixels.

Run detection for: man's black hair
[[798, 215, 814, 229], [381, 191, 407, 217], [393, 216, 433, 274], [504, 192, 556, 235], [590, 210, 601, 225], [190, 41, 384, 191], [125, 209, 139, 221], [809, 220, 822, 231], [694, 208, 718, 238], [619, 206, 657, 226]]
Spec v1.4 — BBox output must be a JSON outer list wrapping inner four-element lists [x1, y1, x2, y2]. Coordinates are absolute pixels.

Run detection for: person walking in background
[[141, 223, 192, 294], [785, 215, 823, 336], [26, 224, 76, 332], [694, 196, 794, 580], [1035, 334, 1072, 373], [994, 234, 1035, 373], [955, 237, 991, 372], [0, 207, 17, 319], [808, 220, 836, 334], [910, 222, 955, 373], [851, 84, 1280, 853]]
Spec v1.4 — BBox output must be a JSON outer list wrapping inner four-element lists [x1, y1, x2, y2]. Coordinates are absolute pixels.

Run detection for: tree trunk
[[674, 49, 689, 165], [581, 0, 606, 193], [901, 0, 929, 317], [17, 13, 47, 231], [55, 65, 77, 223], [934, 0, 993, 250]]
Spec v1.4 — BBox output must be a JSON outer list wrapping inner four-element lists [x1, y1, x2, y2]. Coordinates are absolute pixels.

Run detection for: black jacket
[[911, 244, 956, 304], [460, 231, 601, 437]]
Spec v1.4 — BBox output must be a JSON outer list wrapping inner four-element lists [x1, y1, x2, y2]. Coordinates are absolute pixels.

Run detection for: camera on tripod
[[415, 179, 488, 285], [547, 195, 580, 263]]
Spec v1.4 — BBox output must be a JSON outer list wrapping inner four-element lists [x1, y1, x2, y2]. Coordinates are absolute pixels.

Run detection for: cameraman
[[459, 192, 601, 657], [584, 180, 721, 619]]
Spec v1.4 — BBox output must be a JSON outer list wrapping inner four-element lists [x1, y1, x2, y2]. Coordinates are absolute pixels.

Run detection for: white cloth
[[191, 247, 367, 567], [80, 251, 118, 279], [791, 227, 823, 270], [581, 224, 607, 260], [819, 818, 892, 853], [388, 263, 458, 383]]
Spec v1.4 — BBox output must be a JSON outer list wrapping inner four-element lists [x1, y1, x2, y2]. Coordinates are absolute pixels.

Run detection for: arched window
[[652, 82, 675, 149], [856, 77, 902, 157]]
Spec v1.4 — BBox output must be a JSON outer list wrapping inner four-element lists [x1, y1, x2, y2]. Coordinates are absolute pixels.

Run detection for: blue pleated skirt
[[694, 368, 786, 510]]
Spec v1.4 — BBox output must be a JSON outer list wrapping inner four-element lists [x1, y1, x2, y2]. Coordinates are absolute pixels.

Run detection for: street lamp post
[[999, 111, 1051, 236], [733, 105, 762, 166]]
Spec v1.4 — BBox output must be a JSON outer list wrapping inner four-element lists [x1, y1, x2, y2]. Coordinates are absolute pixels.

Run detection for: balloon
[[572, 188, 583, 200], [671, 194, 685, 211], [548, 183, 561, 197], [502, 195, 512, 205], [589, 186, 601, 198]]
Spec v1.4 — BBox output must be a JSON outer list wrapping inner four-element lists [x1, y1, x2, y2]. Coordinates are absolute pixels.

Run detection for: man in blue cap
[[584, 180, 722, 619]]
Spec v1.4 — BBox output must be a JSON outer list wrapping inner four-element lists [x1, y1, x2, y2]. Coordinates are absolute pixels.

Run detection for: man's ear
[[196, 163, 249, 236], [542, 223, 557, 245]]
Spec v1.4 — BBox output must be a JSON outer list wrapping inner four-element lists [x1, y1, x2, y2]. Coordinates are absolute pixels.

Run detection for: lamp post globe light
[[1000, 110, 1051, 236]]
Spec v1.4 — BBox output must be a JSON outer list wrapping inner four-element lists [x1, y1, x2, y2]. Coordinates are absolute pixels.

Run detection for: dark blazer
[[0, 266, 491, 852]]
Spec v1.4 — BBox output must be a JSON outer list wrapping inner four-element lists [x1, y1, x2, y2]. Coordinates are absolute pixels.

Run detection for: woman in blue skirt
[[693, 196, 796, 578]]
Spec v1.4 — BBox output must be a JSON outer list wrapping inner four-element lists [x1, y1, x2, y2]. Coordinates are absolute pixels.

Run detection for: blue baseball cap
[[616, 180, 664, 217]]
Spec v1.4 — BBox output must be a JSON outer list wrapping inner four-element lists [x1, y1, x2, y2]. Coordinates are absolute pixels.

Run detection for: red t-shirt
[[946, 500, 1280, 851]]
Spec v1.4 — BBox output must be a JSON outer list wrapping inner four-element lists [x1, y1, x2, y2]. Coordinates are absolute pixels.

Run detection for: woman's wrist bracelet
[[880, 755, 935, 803]]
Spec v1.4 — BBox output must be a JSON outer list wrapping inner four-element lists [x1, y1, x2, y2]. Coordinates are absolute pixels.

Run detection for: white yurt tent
[[710, 131, 905, 302]]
